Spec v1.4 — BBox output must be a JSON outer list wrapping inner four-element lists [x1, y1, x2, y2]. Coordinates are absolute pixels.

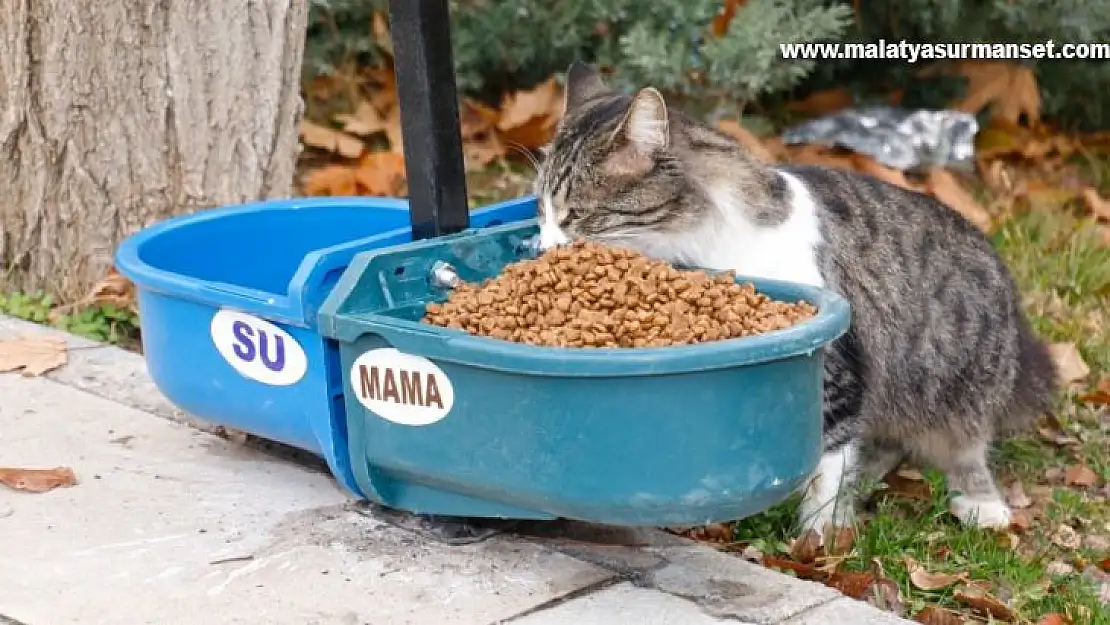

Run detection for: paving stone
[[513, 520, 677, 572], [643, 544, 841, 624], [782, 598, 914, 624], [0, 317, 191, 426], [0, 374, 614, 625], [509, 582, 742, 625]]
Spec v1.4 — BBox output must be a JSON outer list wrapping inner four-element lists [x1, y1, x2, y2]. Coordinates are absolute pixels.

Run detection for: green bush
[[305, 0, 850, 110], [303, 0, 1110, 130]]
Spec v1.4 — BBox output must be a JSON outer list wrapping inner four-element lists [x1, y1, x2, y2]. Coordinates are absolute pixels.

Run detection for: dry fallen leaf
[[710, 0, 748, 36], [791, 529, 824, 564], [334, 101, 388, 137], [1037, 417, 1082, 447], [1065, 464, 1100, 487], [1081, 187, 1110, 222], [897, 467, 926, 481], [914, 605, 964, 625], [298, 120, 365, 159], [1036, 613, 1071, 625], [826, 526, 856, 557], [1004, 481, 1033, 509], [826, 570, 875, 600], [953, 584, 1017, 622], [366, 66, 400, 117], [1010, 509, 1035, 532], [740, 545, 763, 562], [786, 88, 854, 116], [701, 522, 734, 543], [878, 468, 934, 502], [82, 266, 137, 313], [384, 107, 405, 155], [1020, 179, 1078, 213], [865, 576, 905, 616], [460, 98, 501, 140], [1046, 560, 1076, 576], [0, 335, 68, 377], [674, 522, 734, 544], [496, 77, 563, 149], [1048, 343, 1090, 385], [498, 77, 561, 131], [927, 60, 1041, 125], [716, 120, 776, 163], [0, 466, 77, 493], [762, 555, 821, 578], [850, 153, 917, 191], [1052, 524, 1082, 550], [905, 556, 968, 591], [371, 11, 392, 56], [1078, 389, 1110, 406], [354, 151, 407, 197], [463, 132, 508, 170], [925, 168, 992, 231], [302, 165, 358, 197]]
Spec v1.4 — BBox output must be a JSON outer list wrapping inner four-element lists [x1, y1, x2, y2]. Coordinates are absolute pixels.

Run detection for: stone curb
[[0, 316, 914, 624]]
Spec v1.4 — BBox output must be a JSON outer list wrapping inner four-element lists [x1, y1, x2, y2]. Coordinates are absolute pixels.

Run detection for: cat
[[532, 62, 1057, 537]]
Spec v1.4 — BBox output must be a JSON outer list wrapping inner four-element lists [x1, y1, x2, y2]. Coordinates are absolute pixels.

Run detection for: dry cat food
[[422, 240, 817, 348]]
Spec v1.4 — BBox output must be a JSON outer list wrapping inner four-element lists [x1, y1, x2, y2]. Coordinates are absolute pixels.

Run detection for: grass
[[0, 291, 141, 350], [728, 208, 1110, 624]]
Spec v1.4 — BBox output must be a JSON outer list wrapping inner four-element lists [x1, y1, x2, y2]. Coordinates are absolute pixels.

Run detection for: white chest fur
[[636, 171, 826, 288]]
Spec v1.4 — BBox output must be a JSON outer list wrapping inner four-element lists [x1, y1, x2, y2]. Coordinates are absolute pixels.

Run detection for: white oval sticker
[[349, 348, 455, 426], [210, 310, 308, 386]]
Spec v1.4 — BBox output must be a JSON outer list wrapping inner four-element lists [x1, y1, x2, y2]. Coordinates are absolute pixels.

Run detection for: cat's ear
[[616, 88, 669, 151], [564, 62, 607, 112]]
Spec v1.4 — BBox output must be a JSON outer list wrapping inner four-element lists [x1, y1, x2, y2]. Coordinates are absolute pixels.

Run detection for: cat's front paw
[[949, 495, 1012, 529], [797, 502, 855, 544]]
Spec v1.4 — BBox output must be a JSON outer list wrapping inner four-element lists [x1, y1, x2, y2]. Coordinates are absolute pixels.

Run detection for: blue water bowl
[[114, 196, 537, 493], [318, 220, 851, 525]]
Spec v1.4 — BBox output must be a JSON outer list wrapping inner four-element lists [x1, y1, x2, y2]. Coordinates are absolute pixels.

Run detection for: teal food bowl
[[318, 220, 851, 525]]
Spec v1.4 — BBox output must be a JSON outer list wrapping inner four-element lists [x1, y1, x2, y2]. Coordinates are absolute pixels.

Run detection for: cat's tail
[[997, 315, 1058, 437]]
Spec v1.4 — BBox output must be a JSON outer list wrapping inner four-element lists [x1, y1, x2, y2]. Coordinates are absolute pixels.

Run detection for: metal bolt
[[523, 234, 543, 255], [430, 261, 461, 289]]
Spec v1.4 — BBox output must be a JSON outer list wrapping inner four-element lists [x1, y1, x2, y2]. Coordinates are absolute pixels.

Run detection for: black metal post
[[388, 0, 470, 240]]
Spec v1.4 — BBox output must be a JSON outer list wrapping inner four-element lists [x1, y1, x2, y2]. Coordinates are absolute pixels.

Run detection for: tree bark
[[0, 0, 308, 300]]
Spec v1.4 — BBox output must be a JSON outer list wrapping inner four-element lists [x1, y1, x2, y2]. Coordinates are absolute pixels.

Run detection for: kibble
[[421, 240, 817, 348]]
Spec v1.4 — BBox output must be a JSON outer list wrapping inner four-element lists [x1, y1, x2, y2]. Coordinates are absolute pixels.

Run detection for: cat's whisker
[[504, 140, 541, 173]]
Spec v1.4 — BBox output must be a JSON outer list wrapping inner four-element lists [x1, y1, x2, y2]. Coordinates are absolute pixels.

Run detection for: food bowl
[[317, 220, 851, 525], [114, 196, 536, 493]]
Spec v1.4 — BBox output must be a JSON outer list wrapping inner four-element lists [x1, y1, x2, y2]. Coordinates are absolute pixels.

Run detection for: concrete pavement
[[0, 316, 914, 625]]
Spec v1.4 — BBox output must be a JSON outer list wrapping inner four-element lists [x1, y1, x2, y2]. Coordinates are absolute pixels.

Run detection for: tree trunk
[[0, 0, 309, 300]]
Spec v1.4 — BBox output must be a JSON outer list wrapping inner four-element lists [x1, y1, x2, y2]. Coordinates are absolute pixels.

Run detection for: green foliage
[[304, 0, 389, 79], [0, 291, 140, 347], [305, 0, 850, 107], [305, 0, 1110, 130], [699, 0, 853, 108]]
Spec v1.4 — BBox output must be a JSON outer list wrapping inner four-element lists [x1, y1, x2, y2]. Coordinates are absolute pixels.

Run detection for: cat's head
[[533, 63, 706, 251]]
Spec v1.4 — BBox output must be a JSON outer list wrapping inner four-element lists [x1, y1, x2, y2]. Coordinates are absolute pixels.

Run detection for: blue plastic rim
[[115, 195, 538, 495], [318, 220, 852, 525]]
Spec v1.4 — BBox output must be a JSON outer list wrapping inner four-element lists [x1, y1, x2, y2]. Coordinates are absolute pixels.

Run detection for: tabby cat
[[533, 62, 1057, 536]]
